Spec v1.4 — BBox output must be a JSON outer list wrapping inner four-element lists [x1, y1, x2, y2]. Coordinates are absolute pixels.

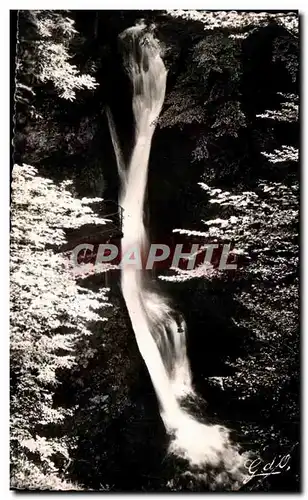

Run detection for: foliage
[[32, 11, 97, 101], [158, 13, 299, 469], [16, 10, 97, 102], [167, 10, 298, 36], [159, 29, 299, 440], [10, 164, 110, 490], [14, 10, 99, 167], [256, 93, 298, 123], [160, 10, 299, 172], [160, 32, 243, 132]]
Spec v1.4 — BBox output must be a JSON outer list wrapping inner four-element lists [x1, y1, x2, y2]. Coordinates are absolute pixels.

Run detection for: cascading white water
[[108, 22, 249, 489]]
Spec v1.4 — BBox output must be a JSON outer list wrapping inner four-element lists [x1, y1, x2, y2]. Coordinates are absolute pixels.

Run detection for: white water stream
[[108, 22, 248, 488]]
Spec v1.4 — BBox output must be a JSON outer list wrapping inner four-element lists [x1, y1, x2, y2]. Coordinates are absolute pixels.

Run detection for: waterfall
[[108, 21, 248, 489]]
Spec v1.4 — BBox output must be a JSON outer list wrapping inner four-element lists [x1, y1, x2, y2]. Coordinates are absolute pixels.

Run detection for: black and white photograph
[[10, 8, 300, 492]]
